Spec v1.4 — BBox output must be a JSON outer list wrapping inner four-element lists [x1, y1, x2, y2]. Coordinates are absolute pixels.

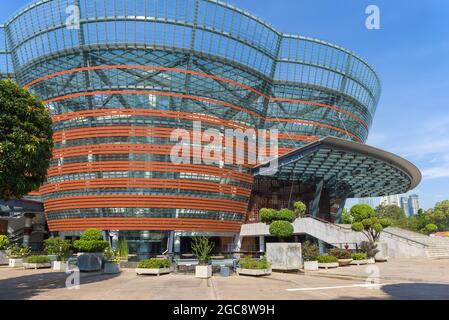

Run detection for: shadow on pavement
[[381, 282, 449, 300], [0, 270, 120, 300]]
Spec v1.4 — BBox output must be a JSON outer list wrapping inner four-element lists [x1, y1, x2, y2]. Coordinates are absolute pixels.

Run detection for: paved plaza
[[1, 259, 449, 300]]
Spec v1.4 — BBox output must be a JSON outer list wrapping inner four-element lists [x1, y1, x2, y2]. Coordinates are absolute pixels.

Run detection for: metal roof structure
[[253, 136, 421, 199]]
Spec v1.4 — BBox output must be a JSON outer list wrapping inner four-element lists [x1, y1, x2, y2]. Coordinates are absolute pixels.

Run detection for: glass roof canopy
[[253, 137, 421, 199]]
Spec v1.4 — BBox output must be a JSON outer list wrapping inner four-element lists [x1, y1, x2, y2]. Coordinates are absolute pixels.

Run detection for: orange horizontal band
[[46, 161, 254, 183], [37, 178, 251, 197], [25, 65, 368, 130], [46, 217, 242, 232], [44, 195, 248, 214]]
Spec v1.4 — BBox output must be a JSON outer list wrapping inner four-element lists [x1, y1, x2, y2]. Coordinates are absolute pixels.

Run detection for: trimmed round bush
[[373, 222, 383, 233], [350, 204, 375, 222], [351, 252, 368, 260], [74, 240, 109, 253], [138, 258, 170, 269], [425, 223, 438, 234], [260, 208, 277, 224], [293, 201, 307, 216], [351, 222, 364, 232], [316, 255, 338, 263], [80, 229, 103, 241], [269, 220, 294, 238], [277, 209, 296, 223], [26, 256, 50, 263]]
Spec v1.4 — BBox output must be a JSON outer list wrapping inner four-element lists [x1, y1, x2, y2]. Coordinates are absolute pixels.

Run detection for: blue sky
[[2, 1, 449, 209]]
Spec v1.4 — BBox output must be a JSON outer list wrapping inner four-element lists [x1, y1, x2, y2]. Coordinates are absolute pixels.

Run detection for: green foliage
[[277, 209, 296, 223], [137, 258, 170, 269], [350, 204, 375, 222], [116, 238, 129, 260], [269, 220, 294, 238], [424, 223, 438, 234], [7, 244, 31, 258], [44, 237, 71, 261], [359, 241, 379, 258], [239, 256, 270, 270], [103, 247, 119, 263], [260, 208, 277, 224], [316, 255, 338, 263], [80, 229, 103, 241], [351, 222, 364, 232], [376, 204, 406, 220], [351, 252, 368, 260], [340, 208, 353, 224], [0, 235, 10, 250], [191, 236, 214, 265], [26, 255, 50, 263], [0, 79, 53, 199], [328, 248, 351, 259], [293, 201, 307, 217], [73, 240, 109, 253], [302, 241, 319, 261], [260, 208, 295, 223]]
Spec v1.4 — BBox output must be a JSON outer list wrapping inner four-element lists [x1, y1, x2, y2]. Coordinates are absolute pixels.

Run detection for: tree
[[0, 79, 53, 199], [340, 208, 353, 224], [350, 204, 375, 222], [376, 204, 407, 221], [350, 204, 391, 243], [260, 207, 297, 238]]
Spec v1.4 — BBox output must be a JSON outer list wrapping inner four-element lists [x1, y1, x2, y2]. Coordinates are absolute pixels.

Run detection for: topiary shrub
[[350, 204, 391, 245], [316, 255, 338, 263], [74, 229, 109, 253], [26, 255, 50, 263], [0, 235, 10, 250], [276, 209, 297, 223], [350, 204, 375, 222], [269, 220, 294, 238], [293, 201, 307, 217], [137, 258, 170, 269], [351, 252, 368, 260], [239, 256, 270, 270], [302, 241, 319, 261], [260, 208, 278, 224], [80, 229, 103, 241], [328, 248, 351, 260]]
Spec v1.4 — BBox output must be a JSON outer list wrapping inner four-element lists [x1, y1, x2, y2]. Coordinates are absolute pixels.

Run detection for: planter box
[[47, 255, 58, 262], [195, 265, 212, 279], [52, 261, 69, 271], [303, 261, 319, 271], [350, 259, 369, 266], [318, 262, 339, 269], [23, 262, 51, 270], [104, 262, 121, 274], [375, 242, 389, 262], [267, 243, 302, 271], [367, 257, 376, 264], [0, 250, 8, 265], [338, 259, 353, 267], [9, 258, 24, 267], [236, 268, 271, 276], [135, 267, 172, 276], [77, 253, 103, 272]]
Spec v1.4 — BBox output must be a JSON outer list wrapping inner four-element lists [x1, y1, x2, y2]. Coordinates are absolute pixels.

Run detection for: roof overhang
[[0, 199, 44, 219], [253, 137, 421, 198]]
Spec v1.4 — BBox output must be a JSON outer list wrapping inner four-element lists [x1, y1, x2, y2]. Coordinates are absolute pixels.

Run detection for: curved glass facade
[[1, 0, 381, 233]]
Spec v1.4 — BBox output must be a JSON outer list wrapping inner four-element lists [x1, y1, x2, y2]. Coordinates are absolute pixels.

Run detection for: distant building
[[380, 195, 401, 207], [400, 196, 410, 216], [409, 194, 420, 216], [358, 197, 376, 208]]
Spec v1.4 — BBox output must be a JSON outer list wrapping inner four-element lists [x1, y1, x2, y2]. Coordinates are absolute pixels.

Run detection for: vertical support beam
[[23, 213, 35, 247], [318, 240, 326, 255], [173, 231, 181, 254], [335, 197, 348, 223], [259, 235, 265, 252], [310, 180, 323, 217], [167, 231, 174, 253]]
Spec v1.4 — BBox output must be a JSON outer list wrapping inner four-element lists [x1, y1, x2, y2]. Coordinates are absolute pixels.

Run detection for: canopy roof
[[253, 137, 421, 198]]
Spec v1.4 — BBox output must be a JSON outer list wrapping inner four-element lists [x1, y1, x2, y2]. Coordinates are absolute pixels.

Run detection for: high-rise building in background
[[400, 196, 410, 216], [380, 195, 401, 207], [409, 194, 420, 216], [358, 197, 377, 208]]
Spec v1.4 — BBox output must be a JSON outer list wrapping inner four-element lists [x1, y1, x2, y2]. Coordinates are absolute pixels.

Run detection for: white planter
[[104, 262, 121, 274], [52, 261, 69, 271], [195, 265, 212, 279], [350, 259, 369, 266], [303, 260, 319, 271], [46, 255, 58, 262], [0, 250, 8, 265], [23, 262, 51, 269], [9, 258, 24, 267], [338, 259, 353, 267], [367, 257, 376, 264], [135, 267, 172, 276], [236, 268, 271, 276], [318, 262, 339, 269]]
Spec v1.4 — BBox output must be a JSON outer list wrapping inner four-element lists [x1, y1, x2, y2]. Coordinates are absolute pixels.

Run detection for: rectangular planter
[[338, 259, 353, 267], [0, 250, 8, 265], [104, 262, 121, 274], [23, 262, 51, 270], [267, 243, 302, 270], [350, 259, 369, 266], [195, 265, 212, 279], [236, 268, 271, 276], [9, 258, 24, 267], [52, 261, 69, 271], [135, 267, 171, 276], [318, 262, 339, 269], [303, 261, 319, 271]]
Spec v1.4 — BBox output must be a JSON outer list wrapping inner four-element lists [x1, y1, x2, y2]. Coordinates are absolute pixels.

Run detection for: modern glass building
[[0, 0, 420, 256]]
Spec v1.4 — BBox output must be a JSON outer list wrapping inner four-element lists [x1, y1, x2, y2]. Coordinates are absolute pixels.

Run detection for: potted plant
[[135, 258, 172, 276], [237, 256, 271, 276], [44, 237, 72, 271], [7, 244, 31, 267], [317, 255, 339, 269], [350, 252, 369, 265], [74, 229, 109, 272], [302, 241, 319, 271], [116, 238, 129, 262], [192, 236, 214, 279], [329, 248, 353, 266], [0, 235, 10, 265], [23, 255, 51, 269], [103, 247, 121, 274]]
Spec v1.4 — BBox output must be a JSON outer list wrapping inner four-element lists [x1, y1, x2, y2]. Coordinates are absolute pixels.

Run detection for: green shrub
[[293, 201, 307, 217], [239, 256, 270, 270], [269, 220, 294, 238], [351, 222, 364, 232], [260, 208, 277, 224], [328, 248, 351, 259], [80, 229, 103, 241], [302, 241, 319, 261], [316, 255, 338, 263], [26, 255, 50, 263], [104, 247, 119, 263], [116, 238, 129, 260], [44, 237, 71, 261], [138, 258, 170, 269], [351, 252, 368, 260], [350, 204, 375, 222], [0, 235, 10, 250], [7, 245, 31, 258], [191, 236, 214, 265], [74, 240, 109, 253], [425, 223, 438, 234]]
